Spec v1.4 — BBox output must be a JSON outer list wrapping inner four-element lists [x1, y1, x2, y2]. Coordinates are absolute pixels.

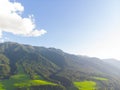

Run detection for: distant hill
[[103, 58, 120, 71], [0, 42, 120, 90]]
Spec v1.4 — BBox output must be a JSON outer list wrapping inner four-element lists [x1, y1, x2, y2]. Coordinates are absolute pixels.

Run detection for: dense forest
[[0, 42, 120, 90]]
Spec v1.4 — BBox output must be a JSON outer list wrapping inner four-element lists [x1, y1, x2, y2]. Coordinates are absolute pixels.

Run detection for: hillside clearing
[[74, 81, 96, 90]]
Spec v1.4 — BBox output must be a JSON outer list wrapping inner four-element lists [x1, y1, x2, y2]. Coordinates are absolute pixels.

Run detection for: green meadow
[[93, 77, 108, 81], [0, 83, 5, 90], [74, 77, 108, 90], [14, 80, 57, 88], [0, 64, 57, 90], [74, 81, 97, 90]]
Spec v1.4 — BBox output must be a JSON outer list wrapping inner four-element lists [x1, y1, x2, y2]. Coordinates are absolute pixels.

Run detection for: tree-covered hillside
[[0, 42, 120, 90]]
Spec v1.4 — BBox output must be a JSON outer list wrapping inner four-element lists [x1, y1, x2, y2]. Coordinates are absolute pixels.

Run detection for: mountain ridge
[[0, 42, 120, 90]]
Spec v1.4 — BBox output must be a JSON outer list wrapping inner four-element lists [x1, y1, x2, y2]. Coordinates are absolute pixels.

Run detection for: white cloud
[[0, 0, 47, 37]]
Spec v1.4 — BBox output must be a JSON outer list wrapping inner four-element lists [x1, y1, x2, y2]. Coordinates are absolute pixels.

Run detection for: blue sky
[[1, 0, 120, 59]]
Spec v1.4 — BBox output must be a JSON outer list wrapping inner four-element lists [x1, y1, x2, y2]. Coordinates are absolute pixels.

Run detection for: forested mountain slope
[[0, 42, 120, 90]]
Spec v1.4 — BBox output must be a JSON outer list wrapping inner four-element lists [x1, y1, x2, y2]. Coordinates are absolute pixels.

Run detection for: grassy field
[[14, 80, 57, 88], [0, 82, 5, 90], [74, 81, 96, 90], [93, 77, 108, 81], [0, 63, 57, 90], [0, 64, 30, 90]]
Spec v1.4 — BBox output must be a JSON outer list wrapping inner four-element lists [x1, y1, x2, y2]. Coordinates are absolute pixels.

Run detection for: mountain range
[[0, 42, 120, 90]]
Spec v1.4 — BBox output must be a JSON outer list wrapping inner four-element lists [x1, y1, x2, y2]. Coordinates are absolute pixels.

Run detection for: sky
[[0, 0, 120, 60]]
